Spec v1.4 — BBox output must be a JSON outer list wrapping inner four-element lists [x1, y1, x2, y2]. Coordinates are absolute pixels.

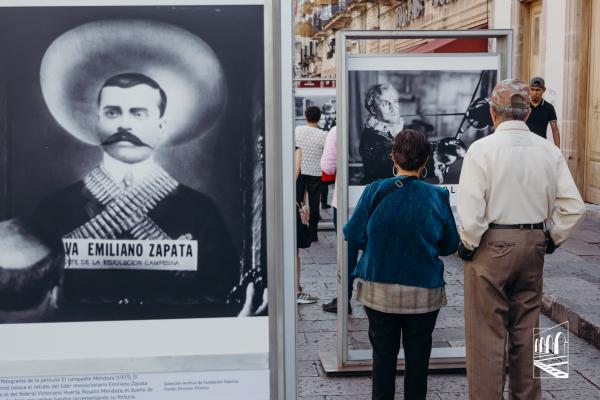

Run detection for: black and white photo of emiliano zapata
[[347, 69, 497, 185], [0, 6, 266, 323]]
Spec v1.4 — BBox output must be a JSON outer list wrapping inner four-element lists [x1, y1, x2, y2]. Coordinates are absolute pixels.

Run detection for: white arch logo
[[533, 322, 569, 379]]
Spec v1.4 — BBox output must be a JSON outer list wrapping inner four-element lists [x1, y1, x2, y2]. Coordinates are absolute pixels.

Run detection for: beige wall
[[491, 0, 592, 200], [497, 0, 565, 145]]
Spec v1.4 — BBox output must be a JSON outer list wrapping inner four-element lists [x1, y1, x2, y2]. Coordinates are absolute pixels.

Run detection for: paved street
[[542, 204, 600, 350], [296, 208, 600, 399]]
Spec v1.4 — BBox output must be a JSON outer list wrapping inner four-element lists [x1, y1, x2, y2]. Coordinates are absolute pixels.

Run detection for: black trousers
[[365, 307, 439, 400], [321, 183, 329, 205], [301, 174, 322, 241]]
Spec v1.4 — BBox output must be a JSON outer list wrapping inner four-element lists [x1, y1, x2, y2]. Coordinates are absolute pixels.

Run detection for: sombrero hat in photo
[[40, 19, 225, 146], [0, 219, 63, 317]]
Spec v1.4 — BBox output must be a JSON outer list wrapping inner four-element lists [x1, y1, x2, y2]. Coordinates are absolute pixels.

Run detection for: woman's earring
[[420, 167, 428, 179], [393, 164, 400, 176]]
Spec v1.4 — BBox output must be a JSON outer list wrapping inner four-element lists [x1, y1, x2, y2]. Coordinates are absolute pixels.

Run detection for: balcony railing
[[318, 1, 349, 21], [312, 13, 322, 32], [331, 1, 349, 14]]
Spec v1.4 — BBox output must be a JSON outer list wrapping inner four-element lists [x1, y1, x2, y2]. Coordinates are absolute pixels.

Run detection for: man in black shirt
[[526, 76, 560, 147]]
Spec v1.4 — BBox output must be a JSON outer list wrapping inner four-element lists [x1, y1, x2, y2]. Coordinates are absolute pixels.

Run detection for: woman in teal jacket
[[344, 129, 459, 400]]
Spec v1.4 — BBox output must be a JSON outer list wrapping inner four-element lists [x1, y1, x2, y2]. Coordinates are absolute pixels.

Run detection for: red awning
[[408, 38, 455, 53], [407, 37, 488, 54]]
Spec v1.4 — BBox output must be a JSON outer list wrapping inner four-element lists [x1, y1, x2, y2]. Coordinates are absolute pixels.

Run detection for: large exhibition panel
[[0, 1, 294, 399], [323, 29, 512, 374]]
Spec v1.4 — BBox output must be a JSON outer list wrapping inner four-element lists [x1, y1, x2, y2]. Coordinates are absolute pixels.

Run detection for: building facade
[[294, 0, 489, 78], [494, 0, 600, 205], [294, 0, 600, 204]]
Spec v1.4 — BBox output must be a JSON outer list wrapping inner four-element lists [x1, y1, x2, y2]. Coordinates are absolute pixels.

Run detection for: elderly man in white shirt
[[457, 79, 585, 400]]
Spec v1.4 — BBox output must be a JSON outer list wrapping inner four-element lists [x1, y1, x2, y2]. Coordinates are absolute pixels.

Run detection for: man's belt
[[489, 223, 544, 230]]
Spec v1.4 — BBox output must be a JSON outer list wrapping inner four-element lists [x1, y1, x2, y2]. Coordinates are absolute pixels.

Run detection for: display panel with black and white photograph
[[294, 87, 336, 131], [347, 55, 498, 207], [0, 1, 273, 389]]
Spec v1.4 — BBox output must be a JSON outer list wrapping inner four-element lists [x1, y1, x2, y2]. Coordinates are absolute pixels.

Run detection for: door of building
[[585, 0, 600, 204], [528, 0, 543, 79]]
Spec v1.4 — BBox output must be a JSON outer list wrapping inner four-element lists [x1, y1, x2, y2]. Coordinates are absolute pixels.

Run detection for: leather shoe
[[322, 298, 352, 314]]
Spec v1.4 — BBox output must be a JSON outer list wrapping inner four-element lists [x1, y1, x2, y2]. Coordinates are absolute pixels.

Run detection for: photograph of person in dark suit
[[348, 70, 496, 187], [32, 73, 240, 321], [359, 83, 406, 184]]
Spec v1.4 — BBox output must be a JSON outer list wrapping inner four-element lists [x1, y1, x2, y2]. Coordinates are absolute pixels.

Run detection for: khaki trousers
[[464, 228, 545, 400]]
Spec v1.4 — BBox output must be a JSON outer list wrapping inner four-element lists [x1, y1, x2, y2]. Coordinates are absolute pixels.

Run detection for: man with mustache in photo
[[28, 20, 241, 321], [30, 71, 239, 321]]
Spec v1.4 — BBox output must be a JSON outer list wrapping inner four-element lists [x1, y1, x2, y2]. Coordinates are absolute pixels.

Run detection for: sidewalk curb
[[542, 293, 600, 351], [585, 203, 600, 221]]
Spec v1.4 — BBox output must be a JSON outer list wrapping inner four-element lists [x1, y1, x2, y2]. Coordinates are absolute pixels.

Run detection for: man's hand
[[545, 230, 558, 254], [238, 282, 268, 317], [457, 242, 476, 261]]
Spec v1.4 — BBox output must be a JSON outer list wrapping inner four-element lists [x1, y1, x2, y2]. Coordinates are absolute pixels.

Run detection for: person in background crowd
[[295, 147, 318, 304], [296, 106, 328, 242], [345, 129, 459, 400], [320, 126, 355, 314], [526, 76, 560, 147], [319, 102, 336, 210], [320, 127, 338, 228], [320, 181, 331, 210], [320, 186, 332, 209], [359, 83, 405, 184], [457, 79, 585, 400]]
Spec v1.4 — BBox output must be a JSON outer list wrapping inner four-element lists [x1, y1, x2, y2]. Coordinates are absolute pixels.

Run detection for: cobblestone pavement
[[542, 204, 600, 349], [297, 212, 600, 399]]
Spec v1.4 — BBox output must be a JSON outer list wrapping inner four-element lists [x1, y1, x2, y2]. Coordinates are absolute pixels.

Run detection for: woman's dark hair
[[304, 106, 321, 123], [392, 129, 431, 171]]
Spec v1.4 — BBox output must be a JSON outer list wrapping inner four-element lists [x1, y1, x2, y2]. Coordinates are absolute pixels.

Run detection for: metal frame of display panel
[[292, 78, 336, 106], [292, 79, 336, 102], [292, 78, 336, 83], [323, 29, 512, 374], [275, 1, 298, 398]]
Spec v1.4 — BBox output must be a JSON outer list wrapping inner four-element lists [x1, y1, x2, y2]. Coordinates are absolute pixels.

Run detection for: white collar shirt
[[101, 153, 158, 188], [457, 120, 585, 250]]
